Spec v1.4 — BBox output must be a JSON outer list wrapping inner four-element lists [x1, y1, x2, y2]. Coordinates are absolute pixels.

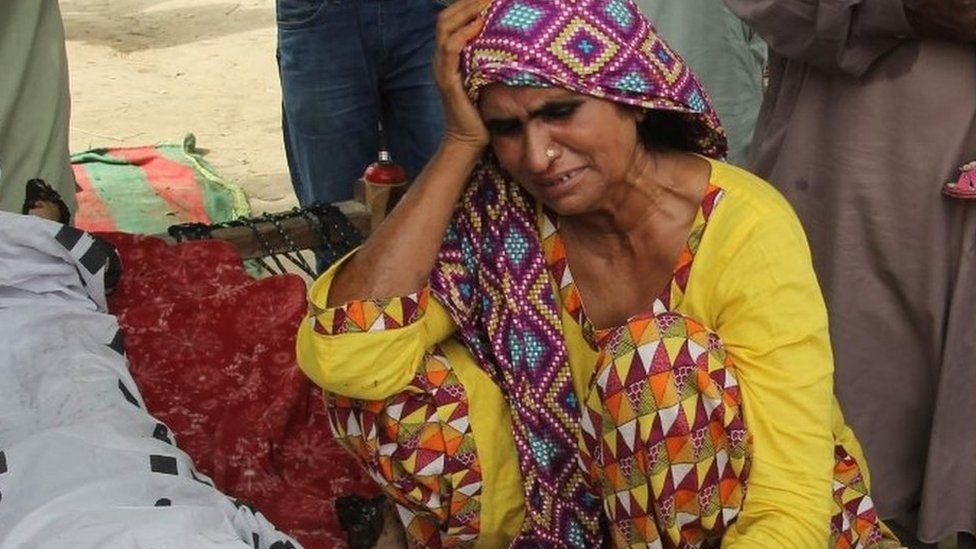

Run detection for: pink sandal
[[943, 160, 976, 199]]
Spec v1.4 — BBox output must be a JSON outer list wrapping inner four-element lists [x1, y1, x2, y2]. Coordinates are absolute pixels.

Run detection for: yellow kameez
[[297, 159, 895, 547]]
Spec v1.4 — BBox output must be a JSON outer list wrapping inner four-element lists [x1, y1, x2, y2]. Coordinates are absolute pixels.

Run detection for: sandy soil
[[62, 0, 295, 214]]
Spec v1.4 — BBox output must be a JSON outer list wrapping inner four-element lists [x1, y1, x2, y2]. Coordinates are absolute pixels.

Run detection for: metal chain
[[166, 202, 363, 276], [243, 216, 288, 275]]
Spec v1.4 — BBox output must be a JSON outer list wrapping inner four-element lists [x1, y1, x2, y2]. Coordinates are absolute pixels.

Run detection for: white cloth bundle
[[0, 212, 301, 549]]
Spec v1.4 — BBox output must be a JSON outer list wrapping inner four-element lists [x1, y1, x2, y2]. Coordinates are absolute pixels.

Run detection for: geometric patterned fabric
[[432, 168, 603, 547], [462, 0, 727, 159], [311, 288, 428, 335], [542, 187, 750, 547], [321, 178, 898, 546], [309, 285, 481, 547], [578, 312, 749, 547], [326, 345, 483, 548], [431, 0, 727, 543], [831, 446, 899, 549], [541, 185, 898, 548], [355, 0, 909, 544]]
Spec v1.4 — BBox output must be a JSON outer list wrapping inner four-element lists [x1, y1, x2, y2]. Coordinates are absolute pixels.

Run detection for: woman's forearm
[[327, 139, 483, 307]]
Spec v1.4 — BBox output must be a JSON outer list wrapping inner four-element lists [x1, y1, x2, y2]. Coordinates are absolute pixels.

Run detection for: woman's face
[[478, 85, 645, 216]]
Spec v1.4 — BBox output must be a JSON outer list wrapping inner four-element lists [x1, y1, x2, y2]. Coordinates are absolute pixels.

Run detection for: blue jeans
[[276, 0, 445, 205]]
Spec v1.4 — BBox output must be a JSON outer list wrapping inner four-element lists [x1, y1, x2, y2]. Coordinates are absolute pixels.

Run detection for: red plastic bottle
[[362, 149, 407, 188], [360, 149, 408, 230]]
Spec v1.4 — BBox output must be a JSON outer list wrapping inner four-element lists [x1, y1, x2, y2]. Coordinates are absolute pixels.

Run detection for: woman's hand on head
[[434, 0, 492, 152], [904, 0, 976, 42]]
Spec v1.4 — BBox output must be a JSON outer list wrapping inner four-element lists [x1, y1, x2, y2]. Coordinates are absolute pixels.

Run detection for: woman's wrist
[[440, 134, 488, 158]]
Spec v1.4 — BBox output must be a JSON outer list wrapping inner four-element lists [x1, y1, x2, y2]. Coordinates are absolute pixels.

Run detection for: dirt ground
[[62, 0, 294, 215]]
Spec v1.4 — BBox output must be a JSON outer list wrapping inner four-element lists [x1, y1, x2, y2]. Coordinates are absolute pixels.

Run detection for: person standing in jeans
[[276, 0, 445, 208]]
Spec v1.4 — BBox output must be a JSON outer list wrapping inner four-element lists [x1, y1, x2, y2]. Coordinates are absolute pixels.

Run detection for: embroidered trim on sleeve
[[311, 286, 429, 335]]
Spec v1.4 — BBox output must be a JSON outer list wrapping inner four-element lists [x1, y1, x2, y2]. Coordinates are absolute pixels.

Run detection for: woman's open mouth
[[540, 167, 584, 197]]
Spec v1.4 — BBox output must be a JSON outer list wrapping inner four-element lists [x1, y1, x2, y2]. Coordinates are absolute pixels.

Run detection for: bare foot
[[28, 200, 64, 222]]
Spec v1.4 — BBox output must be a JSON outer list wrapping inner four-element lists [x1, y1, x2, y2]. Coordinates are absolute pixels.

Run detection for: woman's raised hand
[[434, 0, 492, 151], [327, 0, 494, 306]]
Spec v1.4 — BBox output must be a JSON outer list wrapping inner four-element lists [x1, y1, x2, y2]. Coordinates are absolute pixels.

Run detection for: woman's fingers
[[436, 0, 490, 38], [432, 0, 491, 148], [433, 0, 487, 86], [441, 14, 485, 59]]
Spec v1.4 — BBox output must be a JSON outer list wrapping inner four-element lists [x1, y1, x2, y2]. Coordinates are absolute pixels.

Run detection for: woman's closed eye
[[485, 118, 522, 137], [484, 100, 584, 137], [536, 100, 582, 121]]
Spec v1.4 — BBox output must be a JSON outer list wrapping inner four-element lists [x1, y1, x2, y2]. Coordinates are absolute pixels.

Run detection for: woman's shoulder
[[687, 160, 824, 323], [703, 158, 807, 243], [707, 159, 797, 220], [690, 158, 817, 293]]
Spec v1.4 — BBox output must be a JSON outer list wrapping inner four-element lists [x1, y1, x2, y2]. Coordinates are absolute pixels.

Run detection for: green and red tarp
[[72, 134, 249, 234]]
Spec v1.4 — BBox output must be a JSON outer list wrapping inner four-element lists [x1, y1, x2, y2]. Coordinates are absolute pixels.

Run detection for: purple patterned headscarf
[[429, 0, 725, 546]]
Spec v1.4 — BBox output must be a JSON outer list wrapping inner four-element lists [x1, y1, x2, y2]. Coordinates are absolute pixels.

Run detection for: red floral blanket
[[101, 233, 380, 549]]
